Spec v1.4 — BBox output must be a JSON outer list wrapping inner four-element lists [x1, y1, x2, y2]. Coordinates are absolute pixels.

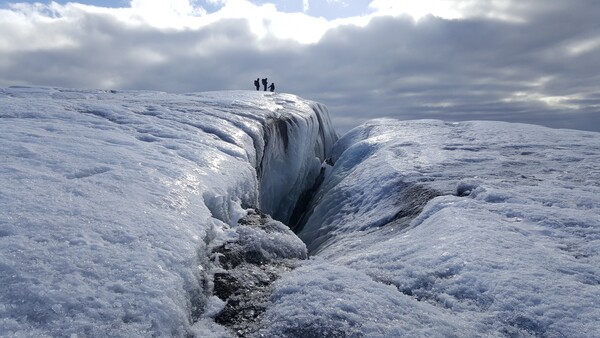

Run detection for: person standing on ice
[[268, 82, 275, 92], [254, 78, 260, 91], [262, 78, 268, 91]]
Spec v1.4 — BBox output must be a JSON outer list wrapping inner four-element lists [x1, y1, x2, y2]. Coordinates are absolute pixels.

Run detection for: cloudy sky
[[1, 0, 599, 133]]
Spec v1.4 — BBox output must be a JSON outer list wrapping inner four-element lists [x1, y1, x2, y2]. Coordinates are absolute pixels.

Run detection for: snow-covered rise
[[0, 86, 336, 337], [274, 119, 600, 337]]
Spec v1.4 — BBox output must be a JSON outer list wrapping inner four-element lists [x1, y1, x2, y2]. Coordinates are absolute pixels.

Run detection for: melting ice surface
[[1, 87, 599, 337]]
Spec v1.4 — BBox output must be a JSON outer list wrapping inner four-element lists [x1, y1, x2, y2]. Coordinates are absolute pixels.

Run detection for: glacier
[[1, 86, 599, 337]]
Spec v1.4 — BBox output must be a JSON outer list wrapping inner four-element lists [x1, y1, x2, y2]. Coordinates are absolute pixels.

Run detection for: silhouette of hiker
[[254, 78, 260, 91], [262, 78, 268, 91], [268, 83, 275, 92]]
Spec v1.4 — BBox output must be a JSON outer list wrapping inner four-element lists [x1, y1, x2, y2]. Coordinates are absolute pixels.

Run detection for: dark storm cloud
[[2, 11, 266, 90], [0, 1, 598, 133], [298, 10, 600, 132], [0, 6, 309, 92]]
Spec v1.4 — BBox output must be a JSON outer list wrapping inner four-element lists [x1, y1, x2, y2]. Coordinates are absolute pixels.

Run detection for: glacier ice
[[1, 87, 599, 337]]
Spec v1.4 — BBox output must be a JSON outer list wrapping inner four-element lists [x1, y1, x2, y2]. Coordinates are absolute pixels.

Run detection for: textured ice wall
[[257, 101, 337, 224]]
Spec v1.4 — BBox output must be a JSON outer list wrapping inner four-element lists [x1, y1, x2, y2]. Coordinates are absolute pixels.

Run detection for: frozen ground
[[1, 87, 599, 337]]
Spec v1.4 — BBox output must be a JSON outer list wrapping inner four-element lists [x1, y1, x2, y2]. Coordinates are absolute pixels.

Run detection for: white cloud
[[0, 3, 80, 52], [0, 0, 340, 43], [207, 0, 332, 43], [503, 91, 583, 110], [128, 0, 207, 27], [367, 0, 530, 22], [303, 0, 309, 13], [368, 0, 463, 20], [566, 37, 600, 56], [6, 0, 524, 45]]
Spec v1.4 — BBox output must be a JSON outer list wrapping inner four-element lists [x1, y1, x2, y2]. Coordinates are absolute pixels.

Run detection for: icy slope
[[263, 119, 600, 337], [0, 87, 336, 336]]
